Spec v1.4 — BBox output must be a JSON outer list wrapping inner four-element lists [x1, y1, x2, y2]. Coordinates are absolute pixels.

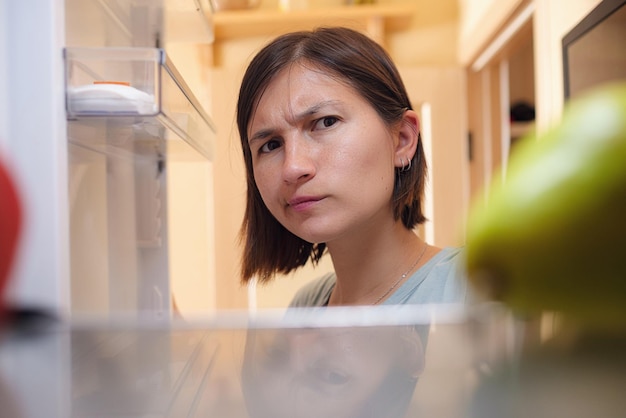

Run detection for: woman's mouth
[[288, 196, 323, 212]]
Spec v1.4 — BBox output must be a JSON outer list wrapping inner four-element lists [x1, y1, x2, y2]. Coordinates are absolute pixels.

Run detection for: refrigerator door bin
[[65, 47, 215, 161]]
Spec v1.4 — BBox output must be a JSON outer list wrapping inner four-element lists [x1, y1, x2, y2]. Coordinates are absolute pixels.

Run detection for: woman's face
[[247, 63, 399, 245], [242, 327, 423, 418]]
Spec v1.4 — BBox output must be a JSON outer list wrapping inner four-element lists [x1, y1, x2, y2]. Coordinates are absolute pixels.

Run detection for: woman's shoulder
[[388, 246, 469, 305], [423, 246, 467, 276], [431, 246, 465, 262], [289, 272, 337, 308]]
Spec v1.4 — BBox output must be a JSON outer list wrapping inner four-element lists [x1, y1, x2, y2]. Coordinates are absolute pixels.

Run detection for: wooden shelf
[[210, 3, 415, 43]]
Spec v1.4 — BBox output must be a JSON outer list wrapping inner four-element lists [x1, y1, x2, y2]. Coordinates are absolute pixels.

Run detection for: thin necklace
[[373, 243, 428, 305]]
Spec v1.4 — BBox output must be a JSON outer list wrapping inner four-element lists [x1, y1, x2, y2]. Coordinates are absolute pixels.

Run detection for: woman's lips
[[288, 196, 323, 212]]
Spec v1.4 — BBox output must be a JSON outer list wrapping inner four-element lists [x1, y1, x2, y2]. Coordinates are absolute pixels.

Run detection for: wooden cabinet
[[464, 2, 536, 203], [211, 3, 415, 45]]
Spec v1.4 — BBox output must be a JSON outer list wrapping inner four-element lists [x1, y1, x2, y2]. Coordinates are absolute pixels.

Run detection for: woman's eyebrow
[[293, 100, 342, 120], [249, 128, 274, 144], [248, 100, 343, 143]]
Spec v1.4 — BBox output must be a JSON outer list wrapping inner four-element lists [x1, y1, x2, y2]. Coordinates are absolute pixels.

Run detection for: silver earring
[[400, 156, 412, 172]]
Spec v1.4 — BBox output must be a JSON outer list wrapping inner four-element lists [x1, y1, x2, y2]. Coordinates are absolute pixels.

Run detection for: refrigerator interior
[[65, 0, 216, 319]]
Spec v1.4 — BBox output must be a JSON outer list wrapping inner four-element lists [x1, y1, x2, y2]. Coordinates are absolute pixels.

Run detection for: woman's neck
[[326, 222, 431, 306]]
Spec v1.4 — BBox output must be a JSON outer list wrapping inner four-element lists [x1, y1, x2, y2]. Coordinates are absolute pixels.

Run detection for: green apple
[[465, 82, 626, 326]]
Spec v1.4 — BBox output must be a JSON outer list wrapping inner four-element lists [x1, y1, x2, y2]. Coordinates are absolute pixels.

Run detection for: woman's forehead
[[267, 61, 354, 98], [248, 63, 365, 128]]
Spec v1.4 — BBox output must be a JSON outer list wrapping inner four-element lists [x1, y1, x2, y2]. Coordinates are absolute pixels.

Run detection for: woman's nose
[[282, 140, 315, 184]]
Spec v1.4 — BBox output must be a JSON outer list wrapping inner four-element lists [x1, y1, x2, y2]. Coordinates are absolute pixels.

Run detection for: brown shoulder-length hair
[[237, 27, 427, 284]]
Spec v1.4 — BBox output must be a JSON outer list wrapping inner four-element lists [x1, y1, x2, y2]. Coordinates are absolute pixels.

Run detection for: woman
[[237, 27, 468, 307]]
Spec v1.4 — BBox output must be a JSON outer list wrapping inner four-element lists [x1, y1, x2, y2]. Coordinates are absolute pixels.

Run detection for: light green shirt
[[289, 247, 469, 307]]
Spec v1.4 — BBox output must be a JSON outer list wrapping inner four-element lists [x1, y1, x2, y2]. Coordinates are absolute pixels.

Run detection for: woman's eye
[[259, 139, 281, 153], [310, 365, 350, 386], [319, 369, 349, 385], [313, 116, 339, 130], [261, 337, 290, 368]]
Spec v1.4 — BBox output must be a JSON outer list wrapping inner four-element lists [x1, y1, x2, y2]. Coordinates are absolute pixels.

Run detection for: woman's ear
[[394, 109, 420, 168]]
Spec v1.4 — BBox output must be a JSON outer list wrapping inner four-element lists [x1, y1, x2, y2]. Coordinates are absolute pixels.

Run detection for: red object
[[0, 157, 22, 308]]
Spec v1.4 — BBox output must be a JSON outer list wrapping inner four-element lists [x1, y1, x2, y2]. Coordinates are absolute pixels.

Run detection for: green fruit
[[465, 82, 626, 326]]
